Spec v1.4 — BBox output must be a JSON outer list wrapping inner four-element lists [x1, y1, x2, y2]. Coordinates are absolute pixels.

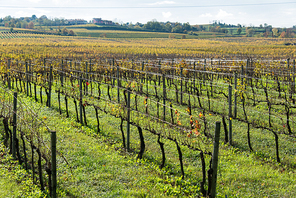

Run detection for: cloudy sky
[[0, 0, 296, 27]]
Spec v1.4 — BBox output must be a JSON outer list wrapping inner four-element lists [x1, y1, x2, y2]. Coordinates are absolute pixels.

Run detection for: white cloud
[[238, 12, 246, 15], [150, 1, 176, 5], [14, 8, 51, 18], [52, 0, 81, 5], [162, 11, 172, 18], [15, 11, 33, 16], [198, 10, 233, 22], [199, 13, 212, 18], [283, 8, 296, 15], [216, 9, 233, 18], [52, 0, 69, 4], [27, 0, 41, 2]]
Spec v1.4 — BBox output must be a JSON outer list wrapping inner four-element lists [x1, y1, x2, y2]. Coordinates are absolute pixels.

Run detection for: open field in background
[[1, 22, 295, 40], [67, 28, 194, 39], [0, 24, 238, 39], [0, 35, 295, 197]]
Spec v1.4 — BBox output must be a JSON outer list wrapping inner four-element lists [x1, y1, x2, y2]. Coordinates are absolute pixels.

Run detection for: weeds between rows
[[1, 56, 295, 197]]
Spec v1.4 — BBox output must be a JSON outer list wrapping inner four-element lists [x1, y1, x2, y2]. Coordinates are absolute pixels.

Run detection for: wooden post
[[228, 85, 233, 145], [29, 61, 32, 97], [12, 92, 17, 159], [241, 65, 244, 86], [210, 121, 221, 198], [163, 74, 166, 121], [180, 67, 183, 104], [246, 59, 249, 77], [193, 62, 196, 93], [26, 62, 29, 96], [112, 58, 115, 86], [61, 60, 64, 87], [234, 73, 237, 118], [141, 62, 144, 93], [146, 64, 149, 94], [51, 131, 57, 198], [158, 60, 161, 85], [203, 59, 206, 85], [85, 62, 88, 95], [127, 88, 131, 151], [43, 58, 46, 74], [292, 59, 296, 94], [89, 59, 92, 80], [79, 76, 83, 125], [48, 65, 53, 108], [8, 59, 11, 89], [117, 64, 120, 103]]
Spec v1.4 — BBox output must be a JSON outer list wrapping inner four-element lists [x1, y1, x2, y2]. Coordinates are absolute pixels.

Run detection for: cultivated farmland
[[0, 35, 295, 197]]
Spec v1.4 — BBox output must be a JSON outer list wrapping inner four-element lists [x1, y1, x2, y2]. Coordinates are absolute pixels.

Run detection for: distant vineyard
[[0, 36, 295, 59]]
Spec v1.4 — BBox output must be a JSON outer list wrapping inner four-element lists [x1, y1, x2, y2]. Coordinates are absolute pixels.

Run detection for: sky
[[0, 0, 296, 28]]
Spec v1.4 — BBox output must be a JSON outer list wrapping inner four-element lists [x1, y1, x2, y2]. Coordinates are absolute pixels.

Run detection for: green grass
[[0, 24, 279, 39], [53, 24, 228, 39], [0, 88, 202, 197], [0, 144, 46, 197], [0, 78, 295, 197], [0, 162, 25, 197], [0, 24, 238, 39], [66, 28, 194, 39]]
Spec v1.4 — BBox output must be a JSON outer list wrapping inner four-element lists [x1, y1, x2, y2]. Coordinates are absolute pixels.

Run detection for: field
[[0, 35, 295, 197], [1, 24, 234, 39]]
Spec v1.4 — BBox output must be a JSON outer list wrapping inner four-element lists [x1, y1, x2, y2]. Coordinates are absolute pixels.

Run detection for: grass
[[0, 144, 46, 197], [1, 87, 202, 197], [66, 28, 196, 39], [2, 24, 231, 39], [0, 162, 24, 197], [1, 77, 295, 197]]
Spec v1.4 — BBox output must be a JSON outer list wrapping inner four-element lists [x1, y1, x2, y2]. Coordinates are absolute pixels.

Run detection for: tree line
[[0, 15, 76, 28], [0, 15, 75, 36], [1, 14, 296, 38]]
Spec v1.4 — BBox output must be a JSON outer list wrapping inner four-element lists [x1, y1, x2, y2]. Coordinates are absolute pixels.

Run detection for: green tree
[[62, 27, 68, 35], [21, 22, 27, 29], [144, 21, 163, 31], [164, 23, 172, 32], [16, 21, 22, 28], [4, 15, 12, 22], [280, 31, 286, 38], [237, 27, 242, 35], [263, 31, 269, 38], [28, 21, 34, 29], [272, 28, 279, 37], [229, 29, 233, 35], [24, 17, 30, 23], [246, 28, 254, 37], [222, 29, 228, 34], [8, 18, 16, 28], [172, 25, 183, 33], [31, 15, 37, 20], [183, 22, 191, 31], [286, 29, 294, 38], [68, 30, 75, 36]]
